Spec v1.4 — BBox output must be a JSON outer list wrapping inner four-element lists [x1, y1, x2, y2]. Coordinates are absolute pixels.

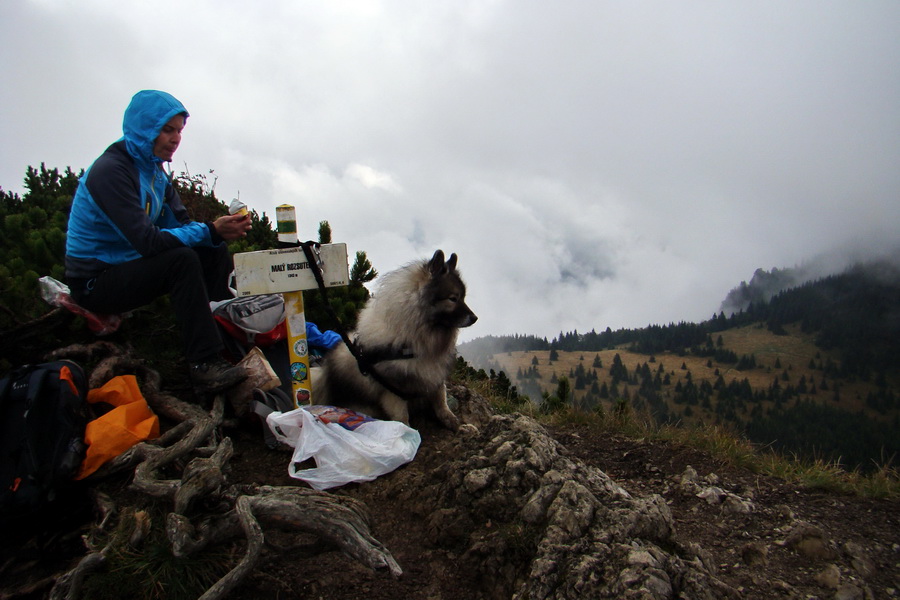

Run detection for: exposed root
[[48, 551, 107, 600], [45, 342, 401, 599], [197, 496, 263, 600]]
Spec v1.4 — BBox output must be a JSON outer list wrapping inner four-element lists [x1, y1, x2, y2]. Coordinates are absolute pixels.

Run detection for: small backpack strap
[[21, 367, 53, 481], [248, 388, 294, 450], [267, 387, 295, 413]]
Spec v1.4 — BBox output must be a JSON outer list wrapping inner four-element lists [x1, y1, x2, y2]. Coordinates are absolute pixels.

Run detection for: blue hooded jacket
[[65, 90, 218, 280]]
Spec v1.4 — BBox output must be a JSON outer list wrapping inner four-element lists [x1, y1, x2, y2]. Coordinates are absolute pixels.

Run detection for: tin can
[[229, 198, 248, 216]]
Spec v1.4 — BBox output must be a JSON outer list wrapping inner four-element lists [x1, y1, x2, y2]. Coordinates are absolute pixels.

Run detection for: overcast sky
[[2, 1, 898, 343]]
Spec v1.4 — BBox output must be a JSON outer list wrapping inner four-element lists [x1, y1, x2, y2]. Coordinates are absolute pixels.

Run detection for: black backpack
[[0, 360, 89, 520]]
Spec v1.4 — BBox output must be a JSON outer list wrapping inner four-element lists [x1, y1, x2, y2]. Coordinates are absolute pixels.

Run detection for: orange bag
[[76, 375, 159, 479]]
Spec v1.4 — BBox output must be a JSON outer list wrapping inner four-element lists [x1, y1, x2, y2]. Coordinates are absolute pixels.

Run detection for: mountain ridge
[[459, 260, 900, 472], [460, 258, 900, 375]]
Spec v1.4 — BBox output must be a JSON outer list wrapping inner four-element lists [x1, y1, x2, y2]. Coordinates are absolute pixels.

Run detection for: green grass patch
[[80, 506, 236, 600], [468, 371, 900, 499]]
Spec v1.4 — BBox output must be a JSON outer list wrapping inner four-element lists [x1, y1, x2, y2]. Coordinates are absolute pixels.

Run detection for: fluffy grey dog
[[312, 250, 477, 430]]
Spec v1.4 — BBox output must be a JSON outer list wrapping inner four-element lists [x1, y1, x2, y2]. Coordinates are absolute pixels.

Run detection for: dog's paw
[[437, 410, 461, 432]]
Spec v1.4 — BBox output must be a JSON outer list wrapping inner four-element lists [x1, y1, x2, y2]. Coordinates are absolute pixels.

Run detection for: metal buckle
[[311, 244, 325, 273]]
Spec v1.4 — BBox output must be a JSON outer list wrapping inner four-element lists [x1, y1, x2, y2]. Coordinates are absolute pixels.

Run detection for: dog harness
[[300, 242, 420, 400]]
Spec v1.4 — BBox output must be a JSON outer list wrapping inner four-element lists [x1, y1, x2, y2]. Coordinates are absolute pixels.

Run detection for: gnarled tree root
[[47, 342, 401, 600], [168, 486, 403, 575]]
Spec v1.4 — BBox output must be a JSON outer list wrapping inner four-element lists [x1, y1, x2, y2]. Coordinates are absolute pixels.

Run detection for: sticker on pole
[[233, 243, 350, 296]]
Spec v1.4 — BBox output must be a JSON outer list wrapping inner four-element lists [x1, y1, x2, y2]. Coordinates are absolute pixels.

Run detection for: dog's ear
[[446, 253, 458, 273], [429, 250, 446, 275]]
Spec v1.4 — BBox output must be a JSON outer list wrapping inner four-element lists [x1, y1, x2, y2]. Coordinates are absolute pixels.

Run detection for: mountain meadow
[[460, 259, 900, 475]]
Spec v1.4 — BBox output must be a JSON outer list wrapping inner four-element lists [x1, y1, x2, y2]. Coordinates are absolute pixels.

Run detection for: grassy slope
[[489, 323, 897, 425], [470, 324, 900, 497]]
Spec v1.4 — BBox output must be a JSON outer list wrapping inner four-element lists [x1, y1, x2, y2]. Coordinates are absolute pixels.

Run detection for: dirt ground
[[2, 411, 899, 599], [553, 425, 900, 599], [226, 414, 900, 600]]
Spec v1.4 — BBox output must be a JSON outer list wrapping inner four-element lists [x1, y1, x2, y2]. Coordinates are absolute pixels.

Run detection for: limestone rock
[[740, 542, 768, 567], [815, 563, 841, 589], [697, 486, 726, 504], [784, 521, 839, 561], [834, 583, 865, 600], [843, 541, 876, 578], [413, 414, 739, 599], [722, 493, 754, 515]]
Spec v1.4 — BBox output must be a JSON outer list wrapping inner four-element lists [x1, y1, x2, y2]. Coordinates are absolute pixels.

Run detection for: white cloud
[[3, 0, 899, 345], [343, 164, 402, 193]]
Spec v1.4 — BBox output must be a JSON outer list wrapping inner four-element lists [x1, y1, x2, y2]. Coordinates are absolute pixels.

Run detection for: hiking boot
[[190, 359, 248, 395]]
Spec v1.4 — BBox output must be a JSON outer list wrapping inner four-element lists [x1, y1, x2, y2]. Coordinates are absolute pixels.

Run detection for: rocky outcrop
[[385, 410, 738, 599]]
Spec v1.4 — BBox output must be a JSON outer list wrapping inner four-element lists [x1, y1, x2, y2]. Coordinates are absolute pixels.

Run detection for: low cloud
[[2, 2, 898, 344]]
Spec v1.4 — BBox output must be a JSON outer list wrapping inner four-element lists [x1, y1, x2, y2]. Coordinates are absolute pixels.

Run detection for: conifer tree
[[556, 375, 572, 406], [0, 164, 80, 329]]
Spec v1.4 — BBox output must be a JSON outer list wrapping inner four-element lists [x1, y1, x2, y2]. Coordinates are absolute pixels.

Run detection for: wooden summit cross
[[231, 204, 349, 408]]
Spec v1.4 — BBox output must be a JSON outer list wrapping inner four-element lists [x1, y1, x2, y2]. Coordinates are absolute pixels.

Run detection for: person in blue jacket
[[65, 90, 250, 395]]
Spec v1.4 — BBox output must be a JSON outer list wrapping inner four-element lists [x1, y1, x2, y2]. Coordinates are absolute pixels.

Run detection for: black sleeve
[[85, 147, 188, 256]]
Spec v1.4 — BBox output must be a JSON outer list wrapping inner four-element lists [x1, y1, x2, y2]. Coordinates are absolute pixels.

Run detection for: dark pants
[[70, 246, 233, 362]]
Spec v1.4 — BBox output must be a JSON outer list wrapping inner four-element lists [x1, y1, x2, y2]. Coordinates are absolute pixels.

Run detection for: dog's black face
[[424, 250, 478, 330]]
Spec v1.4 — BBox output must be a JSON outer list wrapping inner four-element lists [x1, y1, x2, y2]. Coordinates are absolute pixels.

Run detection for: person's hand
[[212, 213, 252, 241]]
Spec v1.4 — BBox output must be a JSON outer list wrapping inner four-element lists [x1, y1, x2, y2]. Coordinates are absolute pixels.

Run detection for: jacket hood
[[122, 90, 189, 166]]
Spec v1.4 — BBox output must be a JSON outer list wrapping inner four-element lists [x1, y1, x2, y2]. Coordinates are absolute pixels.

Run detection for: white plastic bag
[[38, 275, 71, 305], [38, 275, 122, 335], [267, 405, 421, 490]]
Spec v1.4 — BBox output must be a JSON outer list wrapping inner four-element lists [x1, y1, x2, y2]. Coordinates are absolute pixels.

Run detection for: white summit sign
[[232, 243, 350, 297]]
